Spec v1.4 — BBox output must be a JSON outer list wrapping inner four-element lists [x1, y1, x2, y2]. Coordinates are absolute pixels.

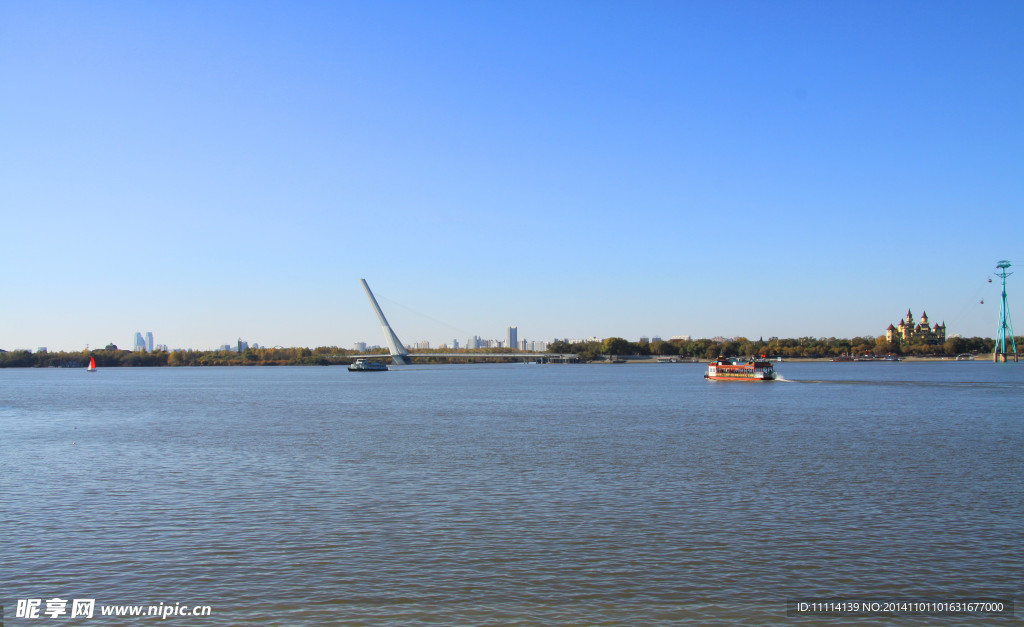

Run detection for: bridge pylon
[[993, 260, 1018, 363], [360, 279, 412, 365]]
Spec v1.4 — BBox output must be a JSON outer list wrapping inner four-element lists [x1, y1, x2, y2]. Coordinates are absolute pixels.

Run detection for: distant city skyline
[[1, 296, 1017, 353], [1, 3, 1020, 351], [0, 320, 1005, 355], [0, 291, 1016, 354]]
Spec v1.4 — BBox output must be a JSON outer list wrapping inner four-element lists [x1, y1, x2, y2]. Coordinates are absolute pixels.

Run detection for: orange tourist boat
[[704, 356, 777, 381]]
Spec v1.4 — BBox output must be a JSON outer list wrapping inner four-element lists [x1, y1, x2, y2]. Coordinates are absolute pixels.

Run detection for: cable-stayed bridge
[[351, 279, 577, 365]]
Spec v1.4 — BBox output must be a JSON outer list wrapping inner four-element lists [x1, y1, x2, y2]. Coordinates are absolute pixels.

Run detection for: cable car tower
[[993, 260, 1017, 362]]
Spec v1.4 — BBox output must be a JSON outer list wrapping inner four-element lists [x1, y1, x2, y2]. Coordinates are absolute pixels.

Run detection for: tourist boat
[[348, 358, 387, 372], [86, 356, 97, 372], [704, 356, 777, 381]]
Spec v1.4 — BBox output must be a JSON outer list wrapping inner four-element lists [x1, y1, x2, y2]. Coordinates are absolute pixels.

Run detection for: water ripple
[[1, 364, 1021, 624]]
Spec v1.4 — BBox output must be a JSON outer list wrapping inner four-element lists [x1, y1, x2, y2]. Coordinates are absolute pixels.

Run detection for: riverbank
[[597, 354, 1000, 363]]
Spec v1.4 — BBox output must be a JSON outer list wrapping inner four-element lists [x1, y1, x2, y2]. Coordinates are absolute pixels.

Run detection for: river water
[[2, 362, 1021, 624]]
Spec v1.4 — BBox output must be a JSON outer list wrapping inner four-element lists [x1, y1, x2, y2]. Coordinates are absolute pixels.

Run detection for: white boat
[[348, 358, 387, 372], [86, 356, 97, 372]]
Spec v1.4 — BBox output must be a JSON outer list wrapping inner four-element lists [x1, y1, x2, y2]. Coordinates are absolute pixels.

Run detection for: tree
[[875, 336, 898, 355], [601, 337, 632, 356], [650, 340, 677, 356], [944, 337, 967, 355], [547, 341, 571, 353]]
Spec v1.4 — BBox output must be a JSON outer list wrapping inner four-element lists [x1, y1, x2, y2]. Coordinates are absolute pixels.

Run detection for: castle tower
[[887, 308, 947, 346]]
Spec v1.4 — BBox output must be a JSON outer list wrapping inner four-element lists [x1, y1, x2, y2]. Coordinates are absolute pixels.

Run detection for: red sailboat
[[86, 356, 97, 372]]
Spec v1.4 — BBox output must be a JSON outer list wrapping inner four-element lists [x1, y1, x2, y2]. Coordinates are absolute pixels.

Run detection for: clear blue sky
[[2, 1, 1021, 351]]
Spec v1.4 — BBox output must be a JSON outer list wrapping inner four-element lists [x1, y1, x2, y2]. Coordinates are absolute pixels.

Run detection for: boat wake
[[774, 378, 1023, 389]]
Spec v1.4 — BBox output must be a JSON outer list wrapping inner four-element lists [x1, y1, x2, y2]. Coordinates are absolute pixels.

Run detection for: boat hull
[[704, 374, 775, 381]]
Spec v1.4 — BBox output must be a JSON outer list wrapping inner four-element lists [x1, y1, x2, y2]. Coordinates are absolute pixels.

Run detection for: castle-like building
[[886, 309, 946, 344]]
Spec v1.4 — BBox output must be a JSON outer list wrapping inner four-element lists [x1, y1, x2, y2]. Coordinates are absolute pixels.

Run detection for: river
[[2, 362, 1020, 624]]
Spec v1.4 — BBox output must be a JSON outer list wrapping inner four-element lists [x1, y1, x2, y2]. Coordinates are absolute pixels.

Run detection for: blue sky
[[2, 1, 1021, 351]]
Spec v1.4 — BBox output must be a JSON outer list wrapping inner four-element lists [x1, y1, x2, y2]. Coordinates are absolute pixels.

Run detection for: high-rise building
[[133, 332, 145, 352], [354, 342, 367, 352], [452, 339, 459, 350], [507, 326, 517, 351], [146, 332, 154, 352]]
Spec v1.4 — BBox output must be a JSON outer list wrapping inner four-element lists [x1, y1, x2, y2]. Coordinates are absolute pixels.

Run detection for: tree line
[[0, 346, 349, 368], [0, 335, 1014, 368], [0, 345, 542, 367], [547, 335, 1005, 362]]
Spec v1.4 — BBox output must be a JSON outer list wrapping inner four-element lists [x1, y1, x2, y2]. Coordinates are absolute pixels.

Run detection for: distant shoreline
[[598, 354, 997, 363]]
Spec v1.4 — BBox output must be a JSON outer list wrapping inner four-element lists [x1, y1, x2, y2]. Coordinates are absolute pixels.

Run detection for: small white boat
[[348, 358, 387, 372], [86, 356, 97, 372]]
